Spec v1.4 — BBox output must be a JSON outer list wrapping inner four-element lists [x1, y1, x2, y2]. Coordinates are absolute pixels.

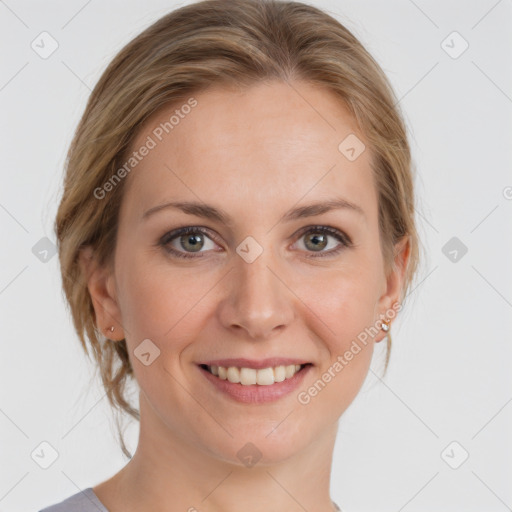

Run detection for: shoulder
[[38, 487, 108, 512]]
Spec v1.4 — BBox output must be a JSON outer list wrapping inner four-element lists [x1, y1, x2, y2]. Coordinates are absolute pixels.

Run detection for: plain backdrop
[[1, 1, 511, 511]]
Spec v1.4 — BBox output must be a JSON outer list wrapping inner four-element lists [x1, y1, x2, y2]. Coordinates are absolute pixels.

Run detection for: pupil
[[306, 233, 326, 251], [183, 234, 203, 251]]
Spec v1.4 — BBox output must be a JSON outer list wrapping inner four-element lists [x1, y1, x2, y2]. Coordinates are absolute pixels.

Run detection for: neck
[[97, 392, 340, 512]]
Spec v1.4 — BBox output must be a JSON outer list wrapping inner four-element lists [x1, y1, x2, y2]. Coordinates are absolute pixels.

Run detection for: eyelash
[[158, 225, 353, 260]]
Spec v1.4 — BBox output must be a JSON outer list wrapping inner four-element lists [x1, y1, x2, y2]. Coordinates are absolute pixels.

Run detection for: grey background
[[1, 1, 511, 511]]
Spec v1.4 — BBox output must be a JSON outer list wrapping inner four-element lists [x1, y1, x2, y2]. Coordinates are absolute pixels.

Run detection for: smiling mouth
[[199, 363, 312, 386]]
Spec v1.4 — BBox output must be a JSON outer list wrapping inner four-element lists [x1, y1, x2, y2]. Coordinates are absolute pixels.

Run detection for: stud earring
[[374, 318, 390, 343], [105, 326, 115, 333]]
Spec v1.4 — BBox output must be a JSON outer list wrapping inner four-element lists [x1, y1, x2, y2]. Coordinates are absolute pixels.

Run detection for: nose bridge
[[219, 243, 294, 338]]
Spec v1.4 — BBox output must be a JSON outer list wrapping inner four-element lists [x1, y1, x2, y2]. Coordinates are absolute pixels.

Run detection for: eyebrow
[[141, 197, 366, 224]]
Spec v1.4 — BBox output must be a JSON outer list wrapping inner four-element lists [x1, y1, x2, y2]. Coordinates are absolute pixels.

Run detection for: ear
[[373, 236, 410, 343], [78, 245, 124, 341]]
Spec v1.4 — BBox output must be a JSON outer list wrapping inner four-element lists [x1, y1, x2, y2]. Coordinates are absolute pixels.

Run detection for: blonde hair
[[55, 0, 420, 458]]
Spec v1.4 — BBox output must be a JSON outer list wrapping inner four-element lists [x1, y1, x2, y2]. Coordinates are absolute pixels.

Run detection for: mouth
[[198, 362, 312, 386], [197, 361, 313, 404]]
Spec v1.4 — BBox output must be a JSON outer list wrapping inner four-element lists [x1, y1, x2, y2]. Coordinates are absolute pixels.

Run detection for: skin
[[81, 79, 409, 512]]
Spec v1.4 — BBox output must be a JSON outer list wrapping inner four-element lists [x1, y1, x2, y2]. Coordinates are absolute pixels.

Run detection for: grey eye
[[303, 232, 329, 251]]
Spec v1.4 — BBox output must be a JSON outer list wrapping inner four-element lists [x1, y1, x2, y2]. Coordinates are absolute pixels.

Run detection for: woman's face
[[89, 79, 406, 465]]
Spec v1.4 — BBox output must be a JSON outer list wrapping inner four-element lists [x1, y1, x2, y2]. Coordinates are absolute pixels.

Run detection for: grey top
[[38, 488, 109, 512], [38, 488, 341, 512]]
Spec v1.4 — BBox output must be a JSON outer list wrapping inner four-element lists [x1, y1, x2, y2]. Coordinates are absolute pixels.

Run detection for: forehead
[[120, 80, 377, 225]]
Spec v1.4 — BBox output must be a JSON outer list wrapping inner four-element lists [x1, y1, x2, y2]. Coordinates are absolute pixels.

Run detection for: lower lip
[[198, 364, 312, 404]]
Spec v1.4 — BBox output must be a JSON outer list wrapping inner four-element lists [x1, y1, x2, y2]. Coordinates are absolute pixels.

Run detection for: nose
[[217, 249, 295, 340]]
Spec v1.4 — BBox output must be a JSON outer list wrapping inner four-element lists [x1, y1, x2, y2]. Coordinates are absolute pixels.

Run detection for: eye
[[159, 225, 352, 260], [293, 225, 352, 257], [159, 227, 220, 259]]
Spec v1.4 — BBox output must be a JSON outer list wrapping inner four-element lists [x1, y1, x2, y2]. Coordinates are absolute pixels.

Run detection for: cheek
[[299, 262, 381, 347], [117, 247, 212, 338], [117, 263, 209, 394], [297, 269, 377, 414]]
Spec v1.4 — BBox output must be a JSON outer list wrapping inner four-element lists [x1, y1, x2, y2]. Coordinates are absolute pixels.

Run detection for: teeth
[[285, 365, 295, 378], [240, 367, 257, 385], [207, 364, 304, 385], [227, 367, 240, 383], [256, 367, 274, 385], [274, 365, 286, 382]]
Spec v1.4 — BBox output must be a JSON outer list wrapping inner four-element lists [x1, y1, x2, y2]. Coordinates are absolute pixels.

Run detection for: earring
[[105, 326, 115, 333], [381, 319, 390, 332]]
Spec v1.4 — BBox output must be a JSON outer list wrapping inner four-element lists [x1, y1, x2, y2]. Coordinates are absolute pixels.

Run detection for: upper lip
[[198, 358, 312, 370]]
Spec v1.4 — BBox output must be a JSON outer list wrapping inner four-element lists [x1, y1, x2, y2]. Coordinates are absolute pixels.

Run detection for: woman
[[40, 0, 419, 510]]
